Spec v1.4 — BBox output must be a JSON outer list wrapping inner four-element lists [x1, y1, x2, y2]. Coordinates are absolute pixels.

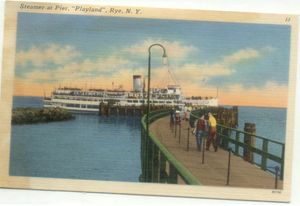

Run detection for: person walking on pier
[[170, 108, 175, 125], [175, 110, 181, 125], [206, 112, 218, 152], [193, 114, 208, 151], [185, 108, 191, 121]]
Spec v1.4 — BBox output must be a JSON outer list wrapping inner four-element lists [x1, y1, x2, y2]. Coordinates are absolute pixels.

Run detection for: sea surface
[[10, 96, 287, 181], [10, 96, 141, 182]]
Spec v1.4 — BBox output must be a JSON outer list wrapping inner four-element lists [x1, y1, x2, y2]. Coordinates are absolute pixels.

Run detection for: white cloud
[[123, 38, 198, 60], [222, 48, 260, 64], [16, 44, 80, 66], [59, 56, 130, 74], [222, 46, 275, 65], [23, 55, 132, 83], [176, 63, 233, 77]]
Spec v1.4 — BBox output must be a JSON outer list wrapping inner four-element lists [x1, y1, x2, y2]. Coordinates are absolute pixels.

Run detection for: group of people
[[169, 107, 218, 152], [193, 112, 218, 152], [170, 108, 181, 125]]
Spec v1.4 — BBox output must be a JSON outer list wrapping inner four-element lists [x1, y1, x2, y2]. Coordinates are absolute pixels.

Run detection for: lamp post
[[146, 44, 168, 137]]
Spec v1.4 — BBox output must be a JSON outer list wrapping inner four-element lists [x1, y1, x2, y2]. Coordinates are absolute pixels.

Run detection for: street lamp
[[146, 43, 168, 137]]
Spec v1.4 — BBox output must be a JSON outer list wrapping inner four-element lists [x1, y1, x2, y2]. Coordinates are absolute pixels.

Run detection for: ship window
[[133, 100, 138, 103], [127, 100, 132, 103], [87, 105, 98, 109], [66, 104, 80, 108]]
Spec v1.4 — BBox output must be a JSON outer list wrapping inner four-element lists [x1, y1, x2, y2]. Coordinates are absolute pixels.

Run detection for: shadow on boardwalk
[[150, 116, 283, 189]]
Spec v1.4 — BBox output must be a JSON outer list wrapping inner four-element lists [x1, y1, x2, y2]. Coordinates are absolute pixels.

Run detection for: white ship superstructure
[[44, 75, 218, 112]]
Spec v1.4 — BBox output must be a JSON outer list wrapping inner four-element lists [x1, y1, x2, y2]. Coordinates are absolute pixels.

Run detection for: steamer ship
[[43, 75, 218, 113]]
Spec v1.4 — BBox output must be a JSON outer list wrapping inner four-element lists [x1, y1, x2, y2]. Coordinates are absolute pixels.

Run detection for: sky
[[14, 12, 291, 107]]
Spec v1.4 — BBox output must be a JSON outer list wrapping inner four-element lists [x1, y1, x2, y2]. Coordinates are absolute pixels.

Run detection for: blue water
[[238, 106, 286, 143], [10, 96, 141, 182], [10, 96, 287, 181], [12, 96, 44, 108]]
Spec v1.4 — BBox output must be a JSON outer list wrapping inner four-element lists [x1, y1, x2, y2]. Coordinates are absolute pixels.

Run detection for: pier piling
[[243, 123, 256, 163]]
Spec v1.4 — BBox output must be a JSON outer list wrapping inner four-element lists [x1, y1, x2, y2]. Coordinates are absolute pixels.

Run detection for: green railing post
[[144, 134, 149, 181], [218, 126, 223, 148], [224, 128, 230, 149], [150, 139, 155, 182], [159, 152, 167, 183], [140, 126, 146, 182], [261, 139, 269, 170], [152, 144, 159, 182], [168, 164, 178, 184], [280, 144, 285, 180], [146, 139, 153, 182], [275, 166, 279, 189], [235, 131, 240, 155]]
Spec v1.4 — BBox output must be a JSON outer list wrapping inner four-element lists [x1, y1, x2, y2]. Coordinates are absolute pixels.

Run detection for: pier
[[140, 109, 284, 189]]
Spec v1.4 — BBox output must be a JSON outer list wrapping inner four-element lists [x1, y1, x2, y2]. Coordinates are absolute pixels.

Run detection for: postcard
[[0, 0, 298, 202]]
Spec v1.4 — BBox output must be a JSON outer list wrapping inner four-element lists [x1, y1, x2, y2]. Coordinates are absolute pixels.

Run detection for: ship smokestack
[[133, 75, 142, 92]]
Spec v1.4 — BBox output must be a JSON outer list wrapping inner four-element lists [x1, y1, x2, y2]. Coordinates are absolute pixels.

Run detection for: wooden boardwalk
[[149, 116, 283, 189]]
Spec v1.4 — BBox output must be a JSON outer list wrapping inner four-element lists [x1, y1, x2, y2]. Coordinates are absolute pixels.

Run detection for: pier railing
[[190, 110, 285, 180], [140, 109, 201, 185]]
